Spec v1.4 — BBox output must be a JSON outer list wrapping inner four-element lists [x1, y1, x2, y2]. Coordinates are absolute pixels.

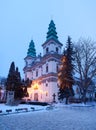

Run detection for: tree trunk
[[65, 97, 68, 104], [82, 90, 87, 104]]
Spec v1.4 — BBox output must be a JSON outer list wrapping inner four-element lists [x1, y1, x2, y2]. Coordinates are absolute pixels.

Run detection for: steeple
[[42, 20, 63, 55], [46, 20, 58, 40], [27, 40, 36, 57]]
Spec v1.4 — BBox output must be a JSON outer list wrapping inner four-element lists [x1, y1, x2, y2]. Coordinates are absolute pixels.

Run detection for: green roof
[[27, 40, 36, 57], [46, 20, 58, 40]]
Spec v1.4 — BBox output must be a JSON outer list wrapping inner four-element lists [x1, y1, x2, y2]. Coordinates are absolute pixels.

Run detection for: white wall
[[26, 72, 32, 80], [43, 41, 62, 55], [49, 61, 57, 73]]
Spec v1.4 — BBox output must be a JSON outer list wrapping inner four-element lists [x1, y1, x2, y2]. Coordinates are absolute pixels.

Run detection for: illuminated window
[[46, 92, 48, 96], [34, 86, 38, 90]]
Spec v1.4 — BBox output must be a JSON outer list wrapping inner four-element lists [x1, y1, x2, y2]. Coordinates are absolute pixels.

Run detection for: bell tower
[[42, 20, 63, 56], [24, 40, 36, 79], [25, 40, 36, 67]]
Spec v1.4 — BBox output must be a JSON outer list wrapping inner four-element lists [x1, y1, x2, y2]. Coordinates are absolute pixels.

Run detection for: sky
[[0, 0, 96, 78]]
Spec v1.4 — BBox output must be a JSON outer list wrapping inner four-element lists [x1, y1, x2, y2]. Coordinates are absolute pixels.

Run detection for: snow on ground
[[0, 103, 96, 130], [0, 104, 46, 114]]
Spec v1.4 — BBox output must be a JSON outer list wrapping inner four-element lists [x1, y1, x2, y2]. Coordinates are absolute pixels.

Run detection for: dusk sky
[[0, 0, 96, 78]]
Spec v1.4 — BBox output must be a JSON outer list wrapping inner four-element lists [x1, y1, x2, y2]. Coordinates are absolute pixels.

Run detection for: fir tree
[[14, 67, 23, 99], [66, 36, 74, 91], [58, 87, 65, 102], [58, 36, 74, 104], [6, 62, 30, 99], [6, 62, 16, 91]]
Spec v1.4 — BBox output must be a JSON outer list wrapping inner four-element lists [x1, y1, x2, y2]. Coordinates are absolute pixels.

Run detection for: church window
[[46, 64, 48, 73], [46, 92, 48, 96], [46, 83, 48, 87], [46, 47, 49, 53], [57, 65, 59, 72], [56, 47, 58, 53], [41, 67, 43, 75], [36, 70, 38, 77]]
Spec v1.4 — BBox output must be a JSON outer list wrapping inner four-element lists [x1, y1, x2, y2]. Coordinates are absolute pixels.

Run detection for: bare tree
[[74, 38, 96, 103]]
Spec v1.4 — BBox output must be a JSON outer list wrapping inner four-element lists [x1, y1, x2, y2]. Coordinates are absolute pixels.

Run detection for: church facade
[[23, 20, 63, 102]]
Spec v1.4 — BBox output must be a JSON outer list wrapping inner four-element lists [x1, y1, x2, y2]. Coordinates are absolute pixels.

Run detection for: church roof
[[42, 20, 63, 46], [27, 40, 36, 57], [46, 20, 58, 40]]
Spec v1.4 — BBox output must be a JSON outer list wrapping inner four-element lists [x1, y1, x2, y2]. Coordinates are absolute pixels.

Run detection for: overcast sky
[[0, 0, 96, 78]]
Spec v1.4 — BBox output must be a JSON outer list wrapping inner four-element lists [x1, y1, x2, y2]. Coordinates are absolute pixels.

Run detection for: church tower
[[24, 20, 63, 102], [42, 20, 63, 55], [27, 40, 36, 57], [24, 40, 36, 79]]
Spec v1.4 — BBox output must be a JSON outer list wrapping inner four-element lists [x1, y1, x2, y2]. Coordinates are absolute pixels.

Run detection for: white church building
[[23, 20, 63, 102]]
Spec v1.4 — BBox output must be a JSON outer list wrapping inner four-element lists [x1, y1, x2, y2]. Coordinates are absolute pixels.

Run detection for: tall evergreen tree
[[6, 62, 16, 91], [66, 36, 74, 88], [58, 36, 74, 104], [6, 62, 29, 99]]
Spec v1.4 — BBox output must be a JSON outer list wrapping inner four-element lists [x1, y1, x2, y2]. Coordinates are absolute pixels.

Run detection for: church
[[23, 20, 63, 102]]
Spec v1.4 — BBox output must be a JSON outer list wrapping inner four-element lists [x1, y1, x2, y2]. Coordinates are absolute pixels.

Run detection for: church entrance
[[34, 93, 38, 101]]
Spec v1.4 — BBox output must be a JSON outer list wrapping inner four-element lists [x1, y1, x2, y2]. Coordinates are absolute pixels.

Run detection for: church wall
[[49, 43, 55, 52], [41, 81, 58, 102], [43, 47, 46, 55], [26, 71, 32, 80], [32, 70, 35, 79], [48, 61, 52, 72], [42, 63, 46, 75], [43, 81, 52, 102], [27, 59, 32, 67], [38, 66, 42, 77], [27, 79, 59, 102], [25, 58, 60, 102], [49, 44, 61, 54], [49, 61, 56, 73], [32, 68, 40, 80], [31, 60, 59, 79], [42, 40, 62, 55], [48, 81, 59, 102], [39, 81, 58, 102]]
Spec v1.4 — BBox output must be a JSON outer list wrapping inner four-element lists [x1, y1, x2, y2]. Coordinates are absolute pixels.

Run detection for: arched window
[[46, 64, 48, 73], [46, 83, 48, 87], [36, 70, 38, 77], [56, 47, 58, 53], [46, 47, 49, 53], [57, 65, 59, 72], [46, 92, 48, 96]]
